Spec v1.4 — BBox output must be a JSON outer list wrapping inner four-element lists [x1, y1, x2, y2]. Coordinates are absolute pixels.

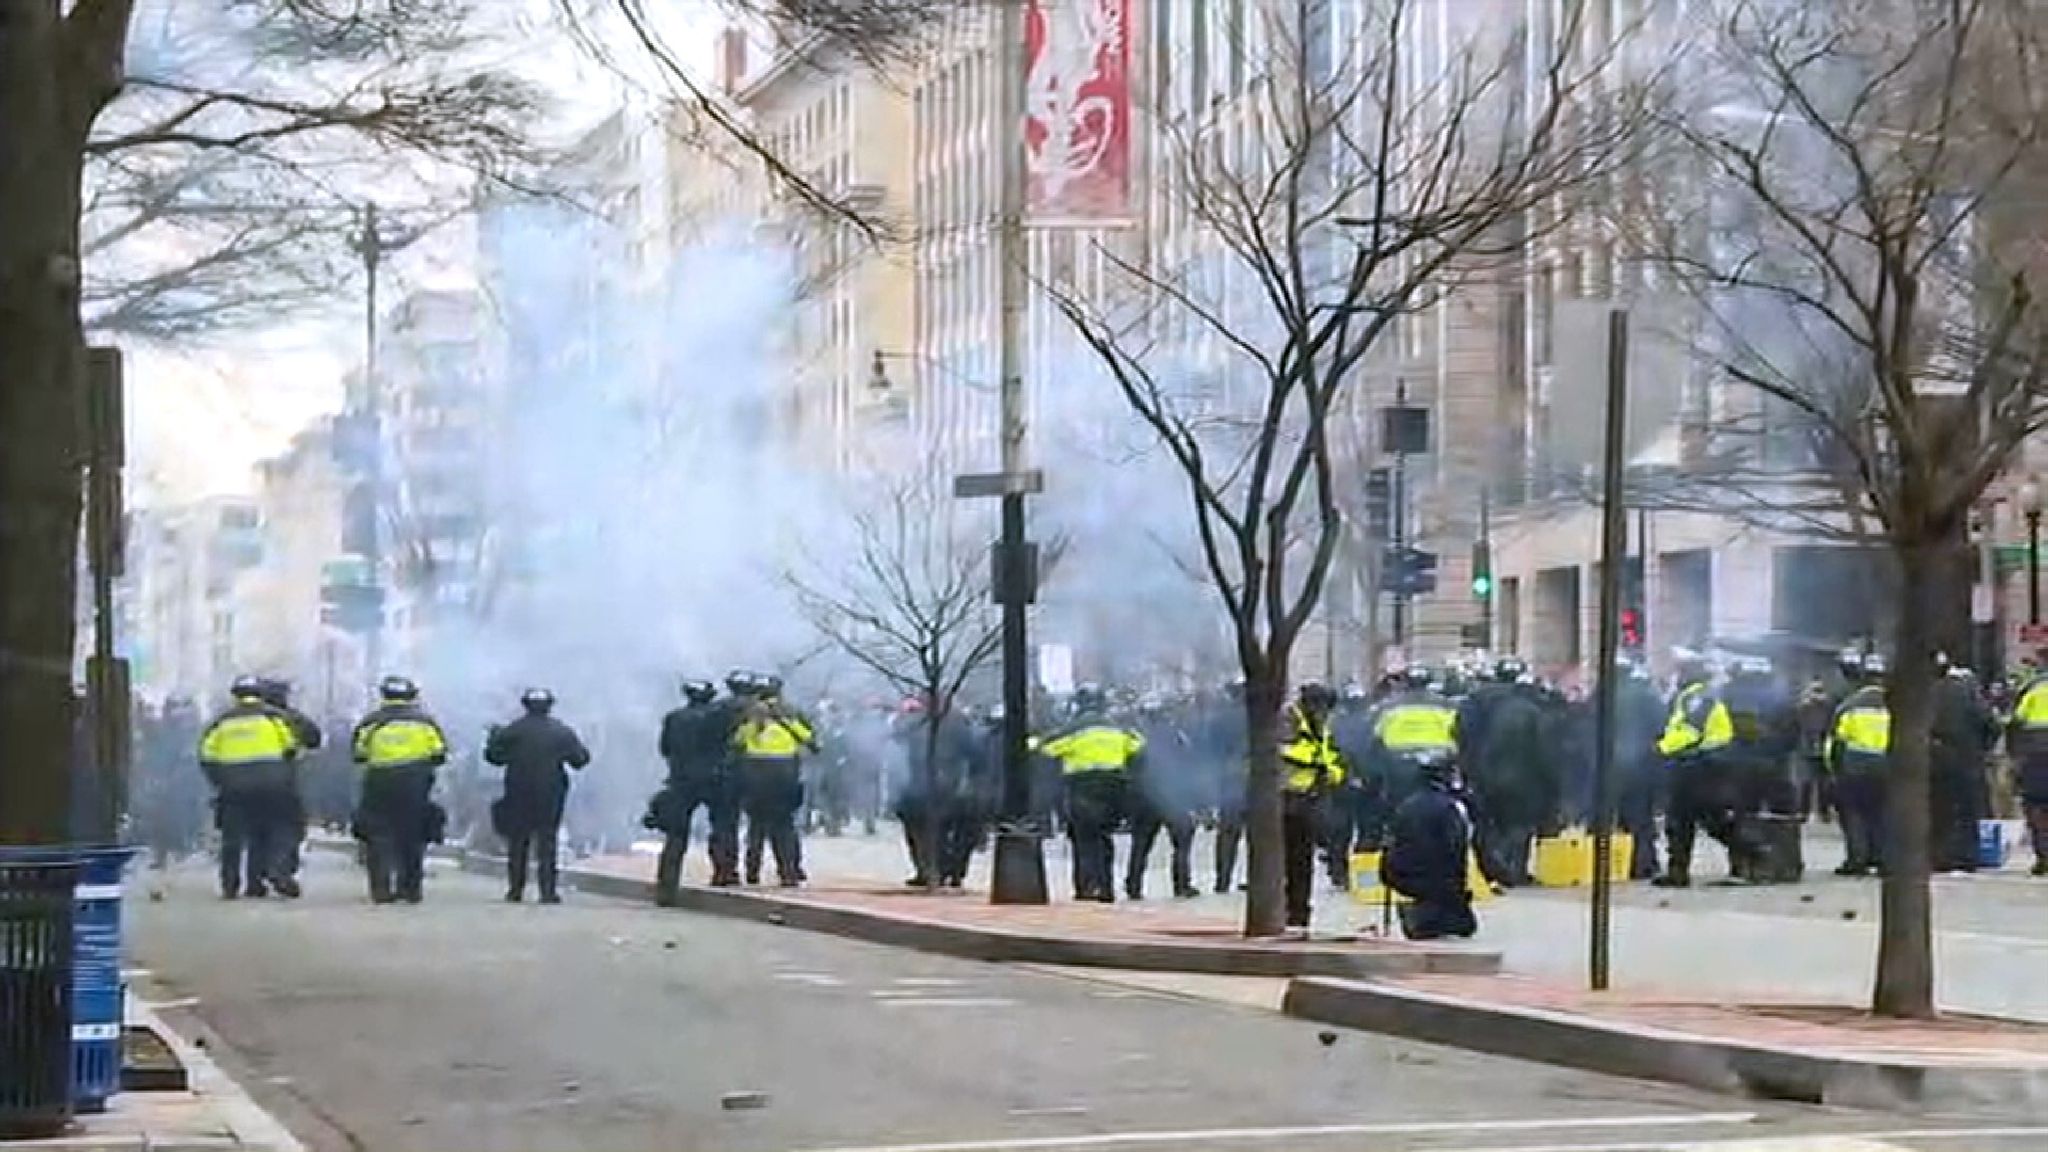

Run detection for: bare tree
[[784, 468, 1005, 888], [83, 0, 545, 341], [1628, 0, 2048, 1018], [1042, 0, 1651, 936]]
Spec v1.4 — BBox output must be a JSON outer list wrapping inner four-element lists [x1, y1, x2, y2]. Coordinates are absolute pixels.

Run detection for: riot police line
[[142, 646, 2048, 930]]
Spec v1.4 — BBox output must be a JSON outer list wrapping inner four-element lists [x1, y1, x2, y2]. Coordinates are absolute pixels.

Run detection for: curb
[[132, 1000, 307, 1152], [448, 849, 1502, 979], [1281, 976, 2048, 1116]]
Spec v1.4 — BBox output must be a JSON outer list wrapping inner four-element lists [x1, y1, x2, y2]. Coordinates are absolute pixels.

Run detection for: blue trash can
[[1978, 821, 2010, 871], [69, 848, 134, 1113]]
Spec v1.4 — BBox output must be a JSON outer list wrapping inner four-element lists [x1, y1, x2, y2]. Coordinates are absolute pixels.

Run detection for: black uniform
[[1384, 774, 1479, 940], [198, 697, 301, 899], [1126, 709, 1198, 900], [1930, 672, 1995, 872], [1458, 681, 1552, 885], [486, 711, 591, 902], [267, 698, 322, 883], [1199, 695, 1250, 893], [654, 698, 741, 897], [894, 710, 983, 887], [1039, 710, 1143, 902], [1614, 673, 1667, 879]]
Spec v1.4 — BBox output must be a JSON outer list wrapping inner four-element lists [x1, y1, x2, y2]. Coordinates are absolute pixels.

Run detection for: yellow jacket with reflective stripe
[[1657, 682, 1734, 758], [1827, 685, 1890, 770], [352, 705, 448, 770], [198, 699, 298, 767], [1281, 704, 1345, 793], [1371, 700, 1458, 755], [1039, 719, 1144, 776], [735, 703, 816, 760], [2014, 677, 2048, 729]]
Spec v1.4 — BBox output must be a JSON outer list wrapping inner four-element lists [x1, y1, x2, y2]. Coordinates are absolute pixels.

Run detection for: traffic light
[[1470, 540, 1493, 598], [1363, 467, 1392, 540], [1383, 546, 1439, 596], [1620, 607, 1643, 650]]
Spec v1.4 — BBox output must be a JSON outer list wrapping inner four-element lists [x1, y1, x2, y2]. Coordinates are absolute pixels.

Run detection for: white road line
[[787, 1111, 1760, 1152], [892, 977, 969, 987], [874, 997, 1019, 1009], [772, 972, 846, 987]]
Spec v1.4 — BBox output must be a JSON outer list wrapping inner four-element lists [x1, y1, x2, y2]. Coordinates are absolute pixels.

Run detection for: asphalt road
[[129, 853, 2048, 1152]]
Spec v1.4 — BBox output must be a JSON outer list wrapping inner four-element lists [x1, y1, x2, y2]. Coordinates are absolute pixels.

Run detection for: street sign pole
[[1590, 309, 1631, 992], [988, 0, 1046, 905]]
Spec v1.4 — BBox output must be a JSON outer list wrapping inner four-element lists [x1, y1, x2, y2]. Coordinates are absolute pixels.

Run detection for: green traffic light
[[1472, 576, 1493, 597]]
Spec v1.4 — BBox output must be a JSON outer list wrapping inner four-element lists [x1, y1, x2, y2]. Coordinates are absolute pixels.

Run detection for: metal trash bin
[[0, 853, 80, 1139], [71, 848, 135, 1112]]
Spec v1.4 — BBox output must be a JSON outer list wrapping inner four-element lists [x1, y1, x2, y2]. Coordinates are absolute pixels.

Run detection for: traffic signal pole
[[1477, 486, 1493, 650], [1391, 380, 1410, 647]]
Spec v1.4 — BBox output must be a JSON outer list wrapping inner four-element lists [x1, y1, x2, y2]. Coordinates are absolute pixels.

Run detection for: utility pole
[[988, 0, 1046, 904], [84, 348, 130, 844], [356, 203, 386, 686], [1590, 309, 1631, 992], [1477, 485, 1493, 650], [1391, 380, 1411, 647]]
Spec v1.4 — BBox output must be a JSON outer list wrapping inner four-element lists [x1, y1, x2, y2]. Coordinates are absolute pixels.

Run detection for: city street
[[129, 852, 2047, 1152]]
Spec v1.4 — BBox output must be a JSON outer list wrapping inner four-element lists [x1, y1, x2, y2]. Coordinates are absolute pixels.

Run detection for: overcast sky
[[127, 0, 721, 506]]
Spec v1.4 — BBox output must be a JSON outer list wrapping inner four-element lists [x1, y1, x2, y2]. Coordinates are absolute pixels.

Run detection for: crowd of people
[[127, 642, 2048, 941]]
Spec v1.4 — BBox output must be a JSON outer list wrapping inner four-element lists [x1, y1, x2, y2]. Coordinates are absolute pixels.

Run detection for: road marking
[[1007, 1107, 1090, 1119], [772, 971, 846, 988], [874, 997, 1019, 1009], [892, 977, 969, 987], [787, 1111, 1760, 1152]]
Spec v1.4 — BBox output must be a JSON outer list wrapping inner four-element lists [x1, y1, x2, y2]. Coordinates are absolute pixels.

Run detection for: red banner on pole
[[1023, 0, 1134, 226]]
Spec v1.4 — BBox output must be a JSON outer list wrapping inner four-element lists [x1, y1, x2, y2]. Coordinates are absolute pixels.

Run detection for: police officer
[[2007, 662, 2048, 875], [485, 688, 591, 904], [1203, 681, 1250, 893], [734, 674, 816, 887], [1653, 653, 1736, 888], [351, 676, 449, 904], [653, 678, 741, 901], [1039, 684, 1144, 902], [1930, 656, 1995, 873], [894, 697, 977, 888], [198, 677, 303, 899], [1126, 697, 1199, 900], [1365, 667, 1460, 853], [1720, 655, 1795, 875], [1828, 654, 1891, 876], [1384, 752, 1478, 940], [1279, 682, 1345, 932], [255, 678, 321, 887], [1457, 658, 1550, 886], [1614, 660, 1667, 879]]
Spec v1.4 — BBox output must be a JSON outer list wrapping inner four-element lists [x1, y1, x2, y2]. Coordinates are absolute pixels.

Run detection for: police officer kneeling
[[352, 676, 449, 904], [1384, 751, 1479, 940], [485, 688, 590, 904], [198, 676, 305, 899]]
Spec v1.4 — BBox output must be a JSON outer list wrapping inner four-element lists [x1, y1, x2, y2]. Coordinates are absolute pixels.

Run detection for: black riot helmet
[[1297, 681, 1336, 711], [230, 674, 265, 701], [1071, 682, 1106, 713], [256, 677, 291, 707], [378, 675, 420, 703], [1493, 657, 1528, 684], [761, 674, 785, 698], [520, 687, 555, 714], [681, 678, 717, 704], [1398, 665, 1434, 691]]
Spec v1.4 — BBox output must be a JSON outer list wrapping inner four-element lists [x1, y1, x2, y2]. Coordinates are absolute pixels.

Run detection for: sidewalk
[[4, 1001, 301, 1152], [476, 842, 1503, 979], [1284, 971, 2048, 1115]]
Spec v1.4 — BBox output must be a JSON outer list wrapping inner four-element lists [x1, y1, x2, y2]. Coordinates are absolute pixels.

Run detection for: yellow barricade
[[1349, 849, 1495, 906], [1531, 831, 1634, 888]]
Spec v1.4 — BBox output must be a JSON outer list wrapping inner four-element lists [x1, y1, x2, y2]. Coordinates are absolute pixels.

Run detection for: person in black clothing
[[256, 678, 321, 889], [1930, 659, 1996, 872], [894, 700, 981, 888], [485, 688, 591, 903], [1203, 682, 1250, 893], [1457, 660, 1551, 886], [652, 678, 741, 900], [1126, 698, 1199, 900], [1614, 662, 1668, 879], [1384, 755, 1478, 941]]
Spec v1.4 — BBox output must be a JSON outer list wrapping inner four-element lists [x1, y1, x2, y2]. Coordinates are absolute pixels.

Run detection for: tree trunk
[[1873, 536, 1939, 1019], [1240, 674, 1286, 937], [0, 4, 89, 846]]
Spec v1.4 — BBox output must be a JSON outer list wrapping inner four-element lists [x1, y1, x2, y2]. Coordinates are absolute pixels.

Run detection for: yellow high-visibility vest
[[737, 712, 814, 759], [1657, 683, 1734, 757], [355, 717, 446, 769], [1040, 724, 1143, 775], [1282, 705, 1345, 793], [199, 708, 296, 766]]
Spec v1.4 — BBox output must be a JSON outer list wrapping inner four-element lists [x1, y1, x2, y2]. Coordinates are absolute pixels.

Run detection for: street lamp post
[[2023, 480, 2043, 626]]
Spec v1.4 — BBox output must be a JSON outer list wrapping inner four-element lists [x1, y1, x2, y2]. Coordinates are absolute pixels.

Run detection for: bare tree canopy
[[1044, 0, 1656, 937], [82, 0, 548, 340], [1632, 0, 2048, 1018]]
